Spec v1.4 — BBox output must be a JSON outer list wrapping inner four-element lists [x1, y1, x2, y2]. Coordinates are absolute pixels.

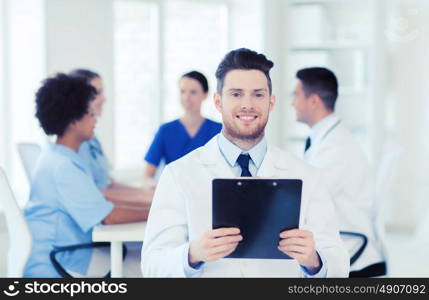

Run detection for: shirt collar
[[51, 142, 89, 169], [309, 113, 340, 145], [217, 131, 267, 169]]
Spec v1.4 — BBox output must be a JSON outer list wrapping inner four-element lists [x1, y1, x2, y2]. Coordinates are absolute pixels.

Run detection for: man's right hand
[[188, 227, 242, 266]]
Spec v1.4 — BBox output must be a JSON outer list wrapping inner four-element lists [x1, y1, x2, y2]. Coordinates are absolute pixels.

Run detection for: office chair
[[17, 143, 42, 183], [1, 167, 126, 278], [342, 146, 403, 277], [0, 167, 32, 277], [50, 242, 127, 278]]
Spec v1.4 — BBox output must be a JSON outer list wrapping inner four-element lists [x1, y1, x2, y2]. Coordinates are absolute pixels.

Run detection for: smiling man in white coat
[[141, 49, 349, 277], [292, 67, 386, 277]]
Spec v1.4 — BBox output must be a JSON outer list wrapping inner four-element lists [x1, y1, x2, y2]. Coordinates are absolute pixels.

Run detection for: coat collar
[[196, 134, 289, 177]]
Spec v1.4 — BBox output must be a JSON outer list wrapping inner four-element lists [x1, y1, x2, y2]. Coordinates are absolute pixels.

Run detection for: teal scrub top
[[78, 137, 110, 189], [23, 143, 114, 277]]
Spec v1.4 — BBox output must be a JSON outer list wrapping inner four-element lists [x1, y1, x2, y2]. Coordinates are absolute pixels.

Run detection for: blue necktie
[[304, 137, 311, 153], [237, 154, 252, 177]]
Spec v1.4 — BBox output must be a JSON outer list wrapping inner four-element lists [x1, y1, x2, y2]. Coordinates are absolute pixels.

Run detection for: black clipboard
[[212, 178, 302, 259]]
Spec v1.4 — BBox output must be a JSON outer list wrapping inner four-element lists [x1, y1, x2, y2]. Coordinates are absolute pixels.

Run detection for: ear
[[63, 121, 77, 136], [269, 94, 276, 112], [310, 94, 320, 107], [68, 120, 78, 130], [214, 92, 222, 113]]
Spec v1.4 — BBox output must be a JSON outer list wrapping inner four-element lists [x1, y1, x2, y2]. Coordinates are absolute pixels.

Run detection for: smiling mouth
[[236, 114, 258, 122]]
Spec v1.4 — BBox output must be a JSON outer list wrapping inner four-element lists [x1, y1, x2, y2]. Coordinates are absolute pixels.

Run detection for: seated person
[[292, 67, 386, 277], [69, 69, 153, 206], [144, 71, 222, 178], [24, 74, 149, 277]]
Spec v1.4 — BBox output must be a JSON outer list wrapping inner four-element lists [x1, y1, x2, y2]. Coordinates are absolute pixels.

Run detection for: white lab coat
[[304, 115, 385, 272], [141, 135, 349, 277]]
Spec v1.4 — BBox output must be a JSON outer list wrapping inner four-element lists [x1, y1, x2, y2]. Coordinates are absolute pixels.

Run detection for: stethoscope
[[310, 119, 342, 147], [320, 119, 341, 142]]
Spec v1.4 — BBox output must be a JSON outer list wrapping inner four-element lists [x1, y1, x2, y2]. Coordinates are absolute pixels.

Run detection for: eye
[[232, 92, 241, 97], [255, 93, 264, 98]]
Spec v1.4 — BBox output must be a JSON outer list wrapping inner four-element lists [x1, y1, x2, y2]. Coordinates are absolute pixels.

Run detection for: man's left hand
[[278, 229, 321, 274]]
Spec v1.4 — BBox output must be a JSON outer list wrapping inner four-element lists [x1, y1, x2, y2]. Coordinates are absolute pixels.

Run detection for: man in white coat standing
[[141, 49, 349, 277], [292, 67, 386, 277]]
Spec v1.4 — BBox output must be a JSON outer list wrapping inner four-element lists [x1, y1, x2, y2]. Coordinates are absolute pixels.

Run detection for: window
[[113, 1, 159, 169], [0, 0, 6, 170], [113, 0, 230, 170], [2, 0, 45, 205], [163, 0, 228, 121]]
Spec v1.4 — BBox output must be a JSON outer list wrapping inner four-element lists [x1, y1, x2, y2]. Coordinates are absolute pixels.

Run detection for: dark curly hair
[[35, 73, 97, 137], [215, 48, 274, 95], [69, 68, 100, 82]]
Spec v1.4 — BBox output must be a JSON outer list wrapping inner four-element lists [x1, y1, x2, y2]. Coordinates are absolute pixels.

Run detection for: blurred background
[[0, 0, 428, 276]]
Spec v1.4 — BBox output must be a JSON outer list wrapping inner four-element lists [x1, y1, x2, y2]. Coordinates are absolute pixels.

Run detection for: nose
[[181, 92, 191, 101], [240, 94, 254, 110]]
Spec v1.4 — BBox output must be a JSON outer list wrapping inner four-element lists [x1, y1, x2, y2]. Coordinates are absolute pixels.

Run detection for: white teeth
[[238, 116, 256, 120]]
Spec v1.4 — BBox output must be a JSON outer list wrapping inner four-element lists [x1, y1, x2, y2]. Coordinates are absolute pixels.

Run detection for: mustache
[[236, 109, 259, 114]]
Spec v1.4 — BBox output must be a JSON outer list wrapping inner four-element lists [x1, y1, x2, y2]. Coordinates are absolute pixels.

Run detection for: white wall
[[45, 0, 115, 161], [383, 0, 429, 232]]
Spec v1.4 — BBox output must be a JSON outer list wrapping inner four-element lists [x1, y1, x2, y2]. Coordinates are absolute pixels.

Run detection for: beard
[[222, 113, 268, 142]]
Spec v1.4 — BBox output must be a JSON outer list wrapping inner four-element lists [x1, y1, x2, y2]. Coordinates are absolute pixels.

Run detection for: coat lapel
[[196, 135, 235, 178], [256, 144, 289, 177], [197, 136, 290, 178]]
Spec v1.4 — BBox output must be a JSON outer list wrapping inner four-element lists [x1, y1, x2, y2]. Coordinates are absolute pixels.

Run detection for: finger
[[208, 234, 243, 247], [219, 244, 239, 257], [278, 237, 311, 247], [208, 243, 238, 260], [207, 244, 238, 261], [207, 227, 241, 238], [281, 251, 306, 263], [208, 242, 239, 256], [278, 245, 310, 254], [280, 229, 312, 239]]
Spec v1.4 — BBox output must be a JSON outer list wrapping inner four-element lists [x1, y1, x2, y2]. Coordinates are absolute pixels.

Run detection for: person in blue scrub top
[[24, 74, 150, 277], [144, 71, 222, 178], [70, 69, 154, 205]]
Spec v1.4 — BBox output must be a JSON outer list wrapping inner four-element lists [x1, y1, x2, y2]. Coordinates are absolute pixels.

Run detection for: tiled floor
[[0, 213, 427, 277]]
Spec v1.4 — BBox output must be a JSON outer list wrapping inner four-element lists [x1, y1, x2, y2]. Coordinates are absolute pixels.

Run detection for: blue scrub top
[[144, 118, 222, 166], [79, 137, 110, 189], [24, 143, 114, 277]]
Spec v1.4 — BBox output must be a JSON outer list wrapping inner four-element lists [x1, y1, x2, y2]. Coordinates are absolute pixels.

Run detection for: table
[[92, 221, 147, 277]]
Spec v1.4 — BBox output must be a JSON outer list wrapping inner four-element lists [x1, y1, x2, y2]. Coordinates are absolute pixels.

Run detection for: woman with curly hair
[[24, 74, 148, 277]]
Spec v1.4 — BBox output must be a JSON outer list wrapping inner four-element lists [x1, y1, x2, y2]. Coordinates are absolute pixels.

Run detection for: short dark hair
[[215, 48, 274, 94], [296, 67, 338, 111], [181, 70, 209, 93], [69, 68, 100, 82], [35, 73, 97, 137]]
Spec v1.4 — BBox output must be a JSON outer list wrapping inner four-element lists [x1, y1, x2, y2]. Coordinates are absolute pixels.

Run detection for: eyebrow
[[227, 88, 268, 92]]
